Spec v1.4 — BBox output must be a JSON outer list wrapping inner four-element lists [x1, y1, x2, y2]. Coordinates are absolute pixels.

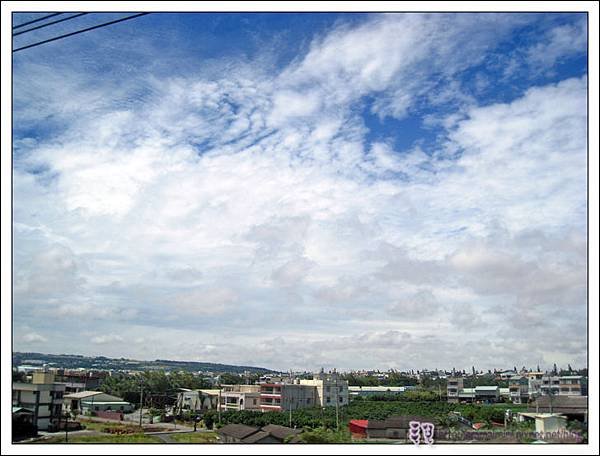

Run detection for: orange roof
[[349, 419, 369, 429]]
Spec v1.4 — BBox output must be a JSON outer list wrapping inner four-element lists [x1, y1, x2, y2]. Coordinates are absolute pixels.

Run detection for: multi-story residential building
[[299, 370, 349, 408], [259, 370, 349, 412], [446, 377, 463, 403], [541, 375, 584, 397], [219, 385, 261, 412], [527, 371, 544, 399], [12, 372, 65, 431], [259, 382, 316, 412], [509, 376, 529, 404]]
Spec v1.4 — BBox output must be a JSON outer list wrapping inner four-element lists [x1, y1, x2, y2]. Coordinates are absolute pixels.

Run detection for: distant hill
[[12, 352, 275, 374]]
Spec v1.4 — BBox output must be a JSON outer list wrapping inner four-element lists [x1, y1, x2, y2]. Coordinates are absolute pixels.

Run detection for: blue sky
[[12, 12, 588, 371]]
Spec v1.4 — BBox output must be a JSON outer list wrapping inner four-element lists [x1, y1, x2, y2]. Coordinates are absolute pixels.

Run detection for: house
[[63, 391, 133, 414], [348, 419, 368, 438], [12, 407, 37, 441], [474, 386, 500, 403], [217, 423, 302, 443], [261, 424, 303, 442], [446, 377, 463, 403], [509, 376, 529, 404], [12, 372, 65, 431], [365, 416, 441, 441], [219, 385, 261, 412], [176, 389, 220, 414]]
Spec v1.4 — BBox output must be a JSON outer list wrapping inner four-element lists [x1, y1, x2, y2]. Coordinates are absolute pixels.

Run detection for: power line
[[13, 13, 89, 37], [12, 13, 150, 53], [13, 12, 64, 29]]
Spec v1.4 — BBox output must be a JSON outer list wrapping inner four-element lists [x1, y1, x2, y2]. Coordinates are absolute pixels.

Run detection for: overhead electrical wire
[[13, 13, 149, 53], [13, 13, 89, 37], [13, 13, 64, 29]]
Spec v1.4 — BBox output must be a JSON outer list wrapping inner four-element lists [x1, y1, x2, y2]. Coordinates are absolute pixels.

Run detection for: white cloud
[[12, 13, 587, 370], [22, 333, 48, 343], [91, 334, 125, 345]]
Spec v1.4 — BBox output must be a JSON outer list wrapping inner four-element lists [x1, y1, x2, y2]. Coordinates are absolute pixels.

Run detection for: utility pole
[[139, 383, 144, 427], [217, 389, 222, 425], [334, 374, 339, 431], [65, 412, 69, 443]]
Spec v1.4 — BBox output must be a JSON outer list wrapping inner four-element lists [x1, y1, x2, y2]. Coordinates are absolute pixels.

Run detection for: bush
[[300, 428, 352, 443]]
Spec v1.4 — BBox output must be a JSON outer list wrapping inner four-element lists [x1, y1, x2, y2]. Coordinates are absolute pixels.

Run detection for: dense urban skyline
[[12, 12, 588, 371]]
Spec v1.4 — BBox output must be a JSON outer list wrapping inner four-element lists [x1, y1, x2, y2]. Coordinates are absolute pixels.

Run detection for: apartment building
[[12, 372, 66, 431], [219, 384, 261, 412]]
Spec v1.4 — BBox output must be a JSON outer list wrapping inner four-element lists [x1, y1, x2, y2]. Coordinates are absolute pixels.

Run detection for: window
[[339, 396, 344, 403], [326, 397, 331, 403]]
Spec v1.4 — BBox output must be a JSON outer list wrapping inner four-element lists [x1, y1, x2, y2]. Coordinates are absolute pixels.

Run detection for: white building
[[299, 370, 349, 408], [348, 386, 412, 396], [63, 391, 133, 414], [219, 385, 261, 412], [258, 370, 349, 412], [176, 389, 220, 413]]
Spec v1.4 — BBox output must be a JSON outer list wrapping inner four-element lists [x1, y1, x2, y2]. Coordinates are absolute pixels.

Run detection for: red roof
[[349, 419, 369, 429]]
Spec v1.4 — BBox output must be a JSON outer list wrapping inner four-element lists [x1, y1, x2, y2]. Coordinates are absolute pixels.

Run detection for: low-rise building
[[63, 391, 133, 414], [348, 386, 413, 397], [474, 386, 500, 403], [364, 416, 442, 441], [217, 423, 302, 443], [12, 372, 65, 431], [176, 389, 220, 414]]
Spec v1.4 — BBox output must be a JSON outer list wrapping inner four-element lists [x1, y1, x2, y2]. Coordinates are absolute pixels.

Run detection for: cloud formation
[[12, 13, 587, 371]]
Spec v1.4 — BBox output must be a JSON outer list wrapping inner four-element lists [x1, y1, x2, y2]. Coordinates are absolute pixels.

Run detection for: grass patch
[[169, 432, 218, 443], [32, 433, 162, 444], [77, 419, 143, 434]]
